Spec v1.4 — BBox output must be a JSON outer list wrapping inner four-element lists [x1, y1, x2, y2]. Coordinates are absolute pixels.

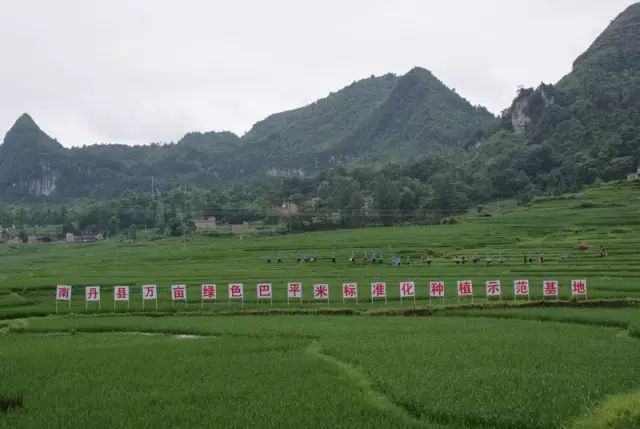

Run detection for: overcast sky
[[0, 0, 634, 146]]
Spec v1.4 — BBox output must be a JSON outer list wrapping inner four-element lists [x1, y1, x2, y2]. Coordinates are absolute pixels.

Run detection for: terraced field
[[1, 182, 639, 428], [1, 310, 639, 429]]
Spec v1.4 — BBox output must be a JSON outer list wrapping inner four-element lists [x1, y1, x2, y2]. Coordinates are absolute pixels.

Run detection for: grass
[[1, 181, 640, 428], [0, 332, 416, 429], [0, 181, 639, 317], [568, 390, 640, 429], [2, 314, 640, 428]]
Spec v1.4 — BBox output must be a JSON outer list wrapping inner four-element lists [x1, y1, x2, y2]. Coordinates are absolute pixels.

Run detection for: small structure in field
[[65, 233, 103, 243], [270, 202, 299, 216], [231, 222, 250, 234], [194, 216, 217, 231], [627, 166, 640, 182]]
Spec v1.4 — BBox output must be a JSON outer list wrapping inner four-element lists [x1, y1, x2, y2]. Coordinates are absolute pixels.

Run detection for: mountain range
[[1, 2, 639, 202]]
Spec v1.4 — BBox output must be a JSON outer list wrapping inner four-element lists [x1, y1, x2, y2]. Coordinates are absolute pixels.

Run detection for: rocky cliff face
[[9, 174, 57, 198], [509, 85, 556, 135], [511, 95, 531, 135], [27, 170, 57, 197], [0, 114, 66, 200]]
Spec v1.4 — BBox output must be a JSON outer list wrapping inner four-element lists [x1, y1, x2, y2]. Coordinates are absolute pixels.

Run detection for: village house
[[194, 216, 217, 231], [271, 202, 299, 216], [231, 222, 250, 234], [65, 233, 103, 243], [627, 166, 640, 182]]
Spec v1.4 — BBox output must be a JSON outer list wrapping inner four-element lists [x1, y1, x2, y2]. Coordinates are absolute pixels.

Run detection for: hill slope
[[498, 3, 640, 189], [0, 114, 242, 200], [0, 67, 494, 199], [238, 73, 399, 174], [0, 114, 68, 198], [0, 4, 638, 202], [328, 67, 494, 166], [238, 69, 494, 172]]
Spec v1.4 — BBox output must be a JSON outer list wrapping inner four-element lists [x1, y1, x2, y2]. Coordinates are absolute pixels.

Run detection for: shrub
[[0, 393, 23, 412]]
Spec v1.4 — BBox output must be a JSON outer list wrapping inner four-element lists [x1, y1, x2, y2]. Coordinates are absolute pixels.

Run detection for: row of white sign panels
[[55, 279, 588, 308]]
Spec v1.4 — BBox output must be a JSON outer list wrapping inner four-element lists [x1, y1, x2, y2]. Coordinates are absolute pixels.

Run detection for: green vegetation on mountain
[[238, 73, 399, 172], [0, 116, 242, 200], [0, 67, 494, 201], [0, 114, 68, 200], [0, 3, 638, 233], [492, 3, 640, 194], [328, 67, 494, 166]]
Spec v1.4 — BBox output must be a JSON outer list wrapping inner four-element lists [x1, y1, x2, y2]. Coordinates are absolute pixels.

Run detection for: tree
[[399, 187, 417, 213], [127, 225, 137, 241], [107, 215, 120, 236], [374, 178, 399, 226], [346, 190, 365, 227]]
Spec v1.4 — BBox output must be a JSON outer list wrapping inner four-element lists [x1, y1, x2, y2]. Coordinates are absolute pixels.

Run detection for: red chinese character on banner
[[314, 284, 328, 299], [430, 282, 445, 297], [543, 281, 558, 296], [486, 281, 500, 295], [258, 284, 271, 298], [143, 286, 156, 298], [515, 280, 529, 295], [343, 284, 357, 297], [400, 282, 415, 297], [116, 287, 128, 300], [371, 283, 386, 297], [57, 286, 70, 300], [202, 285, 217, 299], [86, 287, 99, 300], [230, 284, 243, 298], [288, 283, 302, 297], [572, 280, 587, 295], [173, 286, 185, 300], [457, 280, 472, 296]]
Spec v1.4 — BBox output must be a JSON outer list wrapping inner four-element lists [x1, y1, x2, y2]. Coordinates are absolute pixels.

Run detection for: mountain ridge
[[1, 3, 639, 202], [0, 65, 493, 199]]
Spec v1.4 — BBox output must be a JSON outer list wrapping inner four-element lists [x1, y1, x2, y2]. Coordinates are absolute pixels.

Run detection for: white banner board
[[485, 280, 501, 297], [313, 284, 329, 300], [85, 286, 100, 302]]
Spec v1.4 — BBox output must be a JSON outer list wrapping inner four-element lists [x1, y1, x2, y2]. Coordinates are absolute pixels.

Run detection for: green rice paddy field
[[1, 182, 640, 428]]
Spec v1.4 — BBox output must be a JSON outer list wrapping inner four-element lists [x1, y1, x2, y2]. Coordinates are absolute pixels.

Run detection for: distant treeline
[[1, 135, 634, 239]]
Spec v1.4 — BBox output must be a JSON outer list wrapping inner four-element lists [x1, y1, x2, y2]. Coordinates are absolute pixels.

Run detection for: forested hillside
[[0, 67, 493, 201], [492, 2, 640, 192], [0, 3, 639, 237]]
